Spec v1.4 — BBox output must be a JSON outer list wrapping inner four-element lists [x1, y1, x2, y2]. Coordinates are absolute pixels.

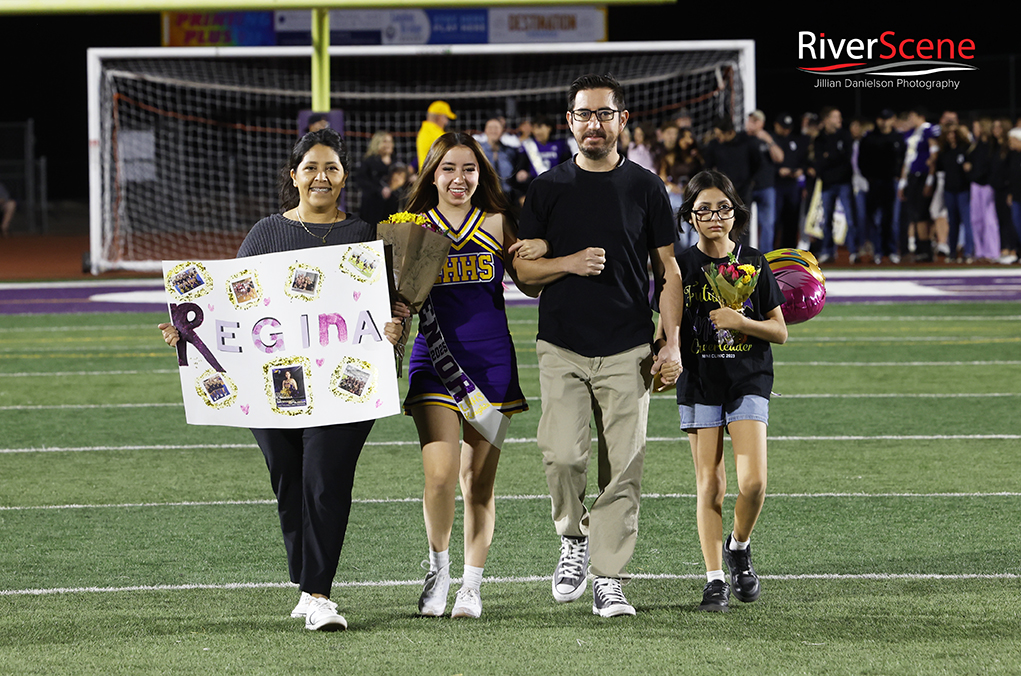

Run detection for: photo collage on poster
[[163, 242, 398, 428]]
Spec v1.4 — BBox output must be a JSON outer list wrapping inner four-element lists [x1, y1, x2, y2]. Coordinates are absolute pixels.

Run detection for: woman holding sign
[[160, 128, 406, 632], [403, 132, 539, 619]]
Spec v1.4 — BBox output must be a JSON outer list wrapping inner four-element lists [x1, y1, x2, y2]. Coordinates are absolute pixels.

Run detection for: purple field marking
[[2, 269, 1021, 315], [0, 283, 169, 315]]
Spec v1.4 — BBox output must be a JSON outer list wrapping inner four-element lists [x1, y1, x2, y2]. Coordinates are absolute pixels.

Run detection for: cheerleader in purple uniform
[[403, 132, 540, 618]]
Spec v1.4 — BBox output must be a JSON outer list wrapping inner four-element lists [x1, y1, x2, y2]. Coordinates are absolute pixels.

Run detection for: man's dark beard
[[578, 134, 613, 161]]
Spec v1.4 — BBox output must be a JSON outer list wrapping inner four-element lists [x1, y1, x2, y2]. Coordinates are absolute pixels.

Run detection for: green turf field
[[1, 302, 1020, 675]]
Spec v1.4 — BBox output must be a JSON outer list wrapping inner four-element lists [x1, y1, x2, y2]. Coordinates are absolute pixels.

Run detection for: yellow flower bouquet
[[702, 248, 760, 346]]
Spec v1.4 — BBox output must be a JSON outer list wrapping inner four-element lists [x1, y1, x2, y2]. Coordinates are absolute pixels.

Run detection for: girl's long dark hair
[[404, 132, 511, 218]]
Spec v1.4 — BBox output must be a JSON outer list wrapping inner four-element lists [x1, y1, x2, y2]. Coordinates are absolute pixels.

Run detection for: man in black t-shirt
[[512, 74, 683, 618], [772, 113, 810, 249], [811, 107, 857, 263], [747, 110, 784, 251], [858, 110, 905, 263], [702, 116, 760, 207]]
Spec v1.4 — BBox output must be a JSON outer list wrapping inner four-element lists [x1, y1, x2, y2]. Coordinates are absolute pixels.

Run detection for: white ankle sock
[[707, 570, 726, 583], [429, 549, 449, 573], [729, 534, 749, 551], [462, 565, 484, 590]]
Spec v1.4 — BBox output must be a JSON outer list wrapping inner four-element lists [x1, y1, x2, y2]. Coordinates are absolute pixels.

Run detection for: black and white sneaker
[[697, 580, 730, 612], [552, 535, 589, 603], [591, 577, 636, 617], [722, 535, 761, 602]]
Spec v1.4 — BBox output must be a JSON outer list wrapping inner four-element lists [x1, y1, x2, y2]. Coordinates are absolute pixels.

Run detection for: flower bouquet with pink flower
[[377, 211, 451, 375], [702, 246, 760, 346]]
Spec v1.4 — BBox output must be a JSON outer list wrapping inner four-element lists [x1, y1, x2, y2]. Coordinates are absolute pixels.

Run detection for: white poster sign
[[162, 241, 399, 428]]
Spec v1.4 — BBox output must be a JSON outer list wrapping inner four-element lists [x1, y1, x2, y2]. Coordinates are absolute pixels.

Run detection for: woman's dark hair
[[404, 132, 511, 217], [678, 169, 750, 240], [278, 128, 351, 211]]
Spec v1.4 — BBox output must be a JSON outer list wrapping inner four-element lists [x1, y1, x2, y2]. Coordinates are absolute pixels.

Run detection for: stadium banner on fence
[[162, 11, 276, 47], [273, 6, 606, 46], [162, 242, 400, 429]]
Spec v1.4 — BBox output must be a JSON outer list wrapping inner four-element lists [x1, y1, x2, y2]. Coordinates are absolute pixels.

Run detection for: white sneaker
[[591, 577, 636, 618], [552, 535, 589, 603], [304, 597, 347, 631], [418, 567, 450, 616], [290, 591, 313, 618], [451, 587, 482, 618]]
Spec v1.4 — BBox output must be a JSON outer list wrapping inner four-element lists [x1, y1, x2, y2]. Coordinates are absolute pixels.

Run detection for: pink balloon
[[773, 266, 826, 324]]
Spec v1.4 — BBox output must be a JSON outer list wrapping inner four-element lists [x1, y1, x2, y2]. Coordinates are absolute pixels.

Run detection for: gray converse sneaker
[[552, 535, 589, 603], [418, 567, 450, 616], [591, 577, 635, 617], [290, 591, 313, 618], [450, 587, 482, 619], [304, 597, 347, 631]]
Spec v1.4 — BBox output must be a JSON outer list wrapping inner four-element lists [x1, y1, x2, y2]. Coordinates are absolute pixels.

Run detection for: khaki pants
[[536, 340, 653, 580]]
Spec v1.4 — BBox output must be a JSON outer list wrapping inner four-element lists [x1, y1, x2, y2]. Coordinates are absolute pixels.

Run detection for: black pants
[[251, 421, 374, 596], [995, 188, 1017, 251], [901, 173, 934, 256], [866, 177, 897, 257], [775, 179, 802, 249]]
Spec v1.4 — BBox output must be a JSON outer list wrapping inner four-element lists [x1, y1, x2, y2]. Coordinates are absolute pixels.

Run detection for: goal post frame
[[87, 40, 755, 274]]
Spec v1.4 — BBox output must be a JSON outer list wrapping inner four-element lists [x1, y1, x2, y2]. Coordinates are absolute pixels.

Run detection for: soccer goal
[[87, 40, 754, 273]]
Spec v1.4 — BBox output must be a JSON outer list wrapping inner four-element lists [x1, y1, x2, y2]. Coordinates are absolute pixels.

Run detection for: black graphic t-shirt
[[674, 245, 785, 406]]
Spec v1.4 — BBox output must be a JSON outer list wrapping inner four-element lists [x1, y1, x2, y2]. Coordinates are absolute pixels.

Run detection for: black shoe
[[698, 580, 729, 612], [722, 535, 761, 602]]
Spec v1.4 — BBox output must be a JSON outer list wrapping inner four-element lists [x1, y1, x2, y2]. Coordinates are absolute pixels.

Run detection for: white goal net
[[87, 41, 754, 273]]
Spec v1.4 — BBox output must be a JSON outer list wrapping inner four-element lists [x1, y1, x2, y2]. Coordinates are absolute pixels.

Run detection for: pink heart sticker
[[240, 404, 250, 415], [207, 304, 214, 311], [352, 291, 361, 301], [263, 297, 271, 306], [316, 358, 325, 367]]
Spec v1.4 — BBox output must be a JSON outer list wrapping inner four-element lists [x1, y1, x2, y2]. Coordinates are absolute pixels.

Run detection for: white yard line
[[0, 324, 153, 333], [3, 434, 1020, 454], [3, 572, 1018, 597], [808, 315, 1021, 322], [4, 369, 179, 377], [4, 361, 1019, 376], [782, 335, 1021, 342], [0, 403, 183, 410], [3, 491, 1018, 513], [6, 392, 1019, 411]]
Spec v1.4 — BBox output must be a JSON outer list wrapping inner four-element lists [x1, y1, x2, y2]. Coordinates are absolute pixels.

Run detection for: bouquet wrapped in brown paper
[[377, 211, 451, 376]]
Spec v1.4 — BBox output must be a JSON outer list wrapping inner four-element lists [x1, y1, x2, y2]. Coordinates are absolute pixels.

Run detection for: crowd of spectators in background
[[353, 100, 1021, 266]]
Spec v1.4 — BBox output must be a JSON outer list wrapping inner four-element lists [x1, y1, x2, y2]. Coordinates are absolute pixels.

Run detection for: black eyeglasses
[[692, 206, 735, 222], [570, 108, 622, 122]]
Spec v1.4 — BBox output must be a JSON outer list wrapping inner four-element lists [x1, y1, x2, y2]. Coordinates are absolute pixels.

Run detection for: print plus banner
[[162, 242, 399, 428]]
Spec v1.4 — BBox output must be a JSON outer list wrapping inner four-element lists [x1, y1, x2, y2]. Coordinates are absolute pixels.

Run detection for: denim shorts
[[678, 395, 769, 432]]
